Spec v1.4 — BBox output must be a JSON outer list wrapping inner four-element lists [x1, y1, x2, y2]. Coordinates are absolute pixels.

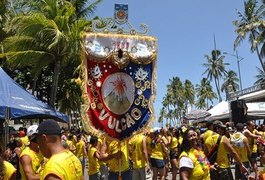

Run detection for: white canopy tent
[[207, 101, 265, 120]]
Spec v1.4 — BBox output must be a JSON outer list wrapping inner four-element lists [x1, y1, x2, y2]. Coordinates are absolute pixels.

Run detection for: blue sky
[[93, 1, 261, 124]]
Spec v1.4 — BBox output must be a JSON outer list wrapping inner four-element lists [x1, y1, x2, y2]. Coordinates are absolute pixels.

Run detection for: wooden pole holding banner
[[118, 141, 122, 180]]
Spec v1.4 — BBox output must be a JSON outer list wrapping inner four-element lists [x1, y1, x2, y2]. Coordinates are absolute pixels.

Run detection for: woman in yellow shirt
[[148, 130, 168, 180], [179, 127, 211, 180], [0, 156, 16, 180], [88, 136, 101, 179]]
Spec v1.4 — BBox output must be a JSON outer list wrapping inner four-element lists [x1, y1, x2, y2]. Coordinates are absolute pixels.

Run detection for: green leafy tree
[[195, 78, 217, 109], [160, 77, 196, 126], [1, 0, 95, 107], [254, 62, 265, 85], [221, 70, 239, 93], [183, 79, 195, 111], [202, 50, 229, 102], [233, 0, 265, 71]]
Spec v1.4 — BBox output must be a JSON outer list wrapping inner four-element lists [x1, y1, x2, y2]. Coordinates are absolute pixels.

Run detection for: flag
[[81, 33, 157, 140]]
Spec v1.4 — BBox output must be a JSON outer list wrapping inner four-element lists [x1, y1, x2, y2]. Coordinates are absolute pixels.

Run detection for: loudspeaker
[[231, 100, 247, 125]]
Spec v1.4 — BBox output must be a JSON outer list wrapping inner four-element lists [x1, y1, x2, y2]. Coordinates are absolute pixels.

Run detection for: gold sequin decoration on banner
[[87, 79, 93, 86], [97, 103, 103, 110], [142, 99, 149, 108], [136, 81, 141, 88], [93, 97, 98, 103], [134, 98, 141, 106], [144, 80, 151, 89], [91, 103, 96, 109], [140, 85, 146, 91]]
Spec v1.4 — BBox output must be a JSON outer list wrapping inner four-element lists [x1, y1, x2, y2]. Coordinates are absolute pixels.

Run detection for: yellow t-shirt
[[88, 147, 100, 175], [129, 134, 147, 169], [150, 136, 165, 160], [4, 160, 16, 180], [178, 136, 183, 146], [170, 137, 178, 150], [205, 134, 229, 168], [202, 130, 213, 142], [41, 150, 82, 180], [20, 147, 42, 180], [179, 148, 210, 180], [107, 140, 130, 172], [146, 136, 152, 155], [76, 140, 86, 159], [97, 137, 106, 166], [231, 132, 248, 162], [66, 140, 76, 154]]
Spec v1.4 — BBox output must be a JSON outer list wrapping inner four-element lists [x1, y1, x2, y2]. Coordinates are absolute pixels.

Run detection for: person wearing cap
[[230, 123, 252, 180], [204, 120, 248, 180], [36, 119, 83, 180], [19, 125, 42, 180]]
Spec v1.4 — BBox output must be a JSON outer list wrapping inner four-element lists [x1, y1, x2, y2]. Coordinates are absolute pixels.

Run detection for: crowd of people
[[1, 119, 265, 180]]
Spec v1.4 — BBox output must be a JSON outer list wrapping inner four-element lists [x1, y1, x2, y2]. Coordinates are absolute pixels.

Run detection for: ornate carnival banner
[[81, 33, 157, 140]]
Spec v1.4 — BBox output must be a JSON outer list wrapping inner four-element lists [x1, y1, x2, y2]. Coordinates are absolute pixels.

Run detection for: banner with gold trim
[[81, 33, 157, 140]]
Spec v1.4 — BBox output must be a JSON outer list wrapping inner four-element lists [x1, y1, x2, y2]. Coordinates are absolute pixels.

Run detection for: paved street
[[84, 162, 264, 179]]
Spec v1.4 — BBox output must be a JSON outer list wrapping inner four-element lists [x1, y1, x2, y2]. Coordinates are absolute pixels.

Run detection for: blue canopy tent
[[0, 67, 68, 122], [0, 67, 68, 148]]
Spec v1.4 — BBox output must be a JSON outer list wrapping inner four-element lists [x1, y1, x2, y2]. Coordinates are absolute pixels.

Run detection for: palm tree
[[221, 70, 240, 93], [254, 63, 265, 85], [160, 77, 196, 126], [183, 80, 195, 111], [1, 0, 97, 107], [195, 78, 217, 109], [233, 0, 265, 71], [202, 50, 229, 102], [68, 0, 102, 19]]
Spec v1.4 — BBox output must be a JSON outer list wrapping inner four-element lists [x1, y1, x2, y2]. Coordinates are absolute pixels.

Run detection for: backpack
[[206, 135, 222, 165]]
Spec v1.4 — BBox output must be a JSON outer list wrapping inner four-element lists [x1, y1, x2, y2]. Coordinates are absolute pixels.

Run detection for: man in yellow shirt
[[243, 120, 262, 179], [19, 125, 42, 180], [100, 138, 132, 180], [129, 133, 150, 180], [204, 120, 248, 180], [231, 123, 251, 180], [36, 119, 83, 180], [201, 121, 214, 143]]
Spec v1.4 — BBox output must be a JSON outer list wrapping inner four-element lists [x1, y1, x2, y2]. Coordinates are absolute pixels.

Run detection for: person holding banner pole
[[98, 136, 109, 180], [100, 139, 132, 180]]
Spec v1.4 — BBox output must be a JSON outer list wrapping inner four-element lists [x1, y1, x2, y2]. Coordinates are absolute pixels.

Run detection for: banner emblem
[[114, 4, 128, 25]]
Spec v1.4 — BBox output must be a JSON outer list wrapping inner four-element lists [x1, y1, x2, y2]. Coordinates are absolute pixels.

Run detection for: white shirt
[[179, 156, 194, 169]]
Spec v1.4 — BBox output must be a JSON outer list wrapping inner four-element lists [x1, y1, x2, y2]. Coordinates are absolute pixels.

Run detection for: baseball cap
[[27, 125, 38, 142], [37, 120, 61, 135], [213, 120, 226, 128], [27, 125, 38, 136]]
